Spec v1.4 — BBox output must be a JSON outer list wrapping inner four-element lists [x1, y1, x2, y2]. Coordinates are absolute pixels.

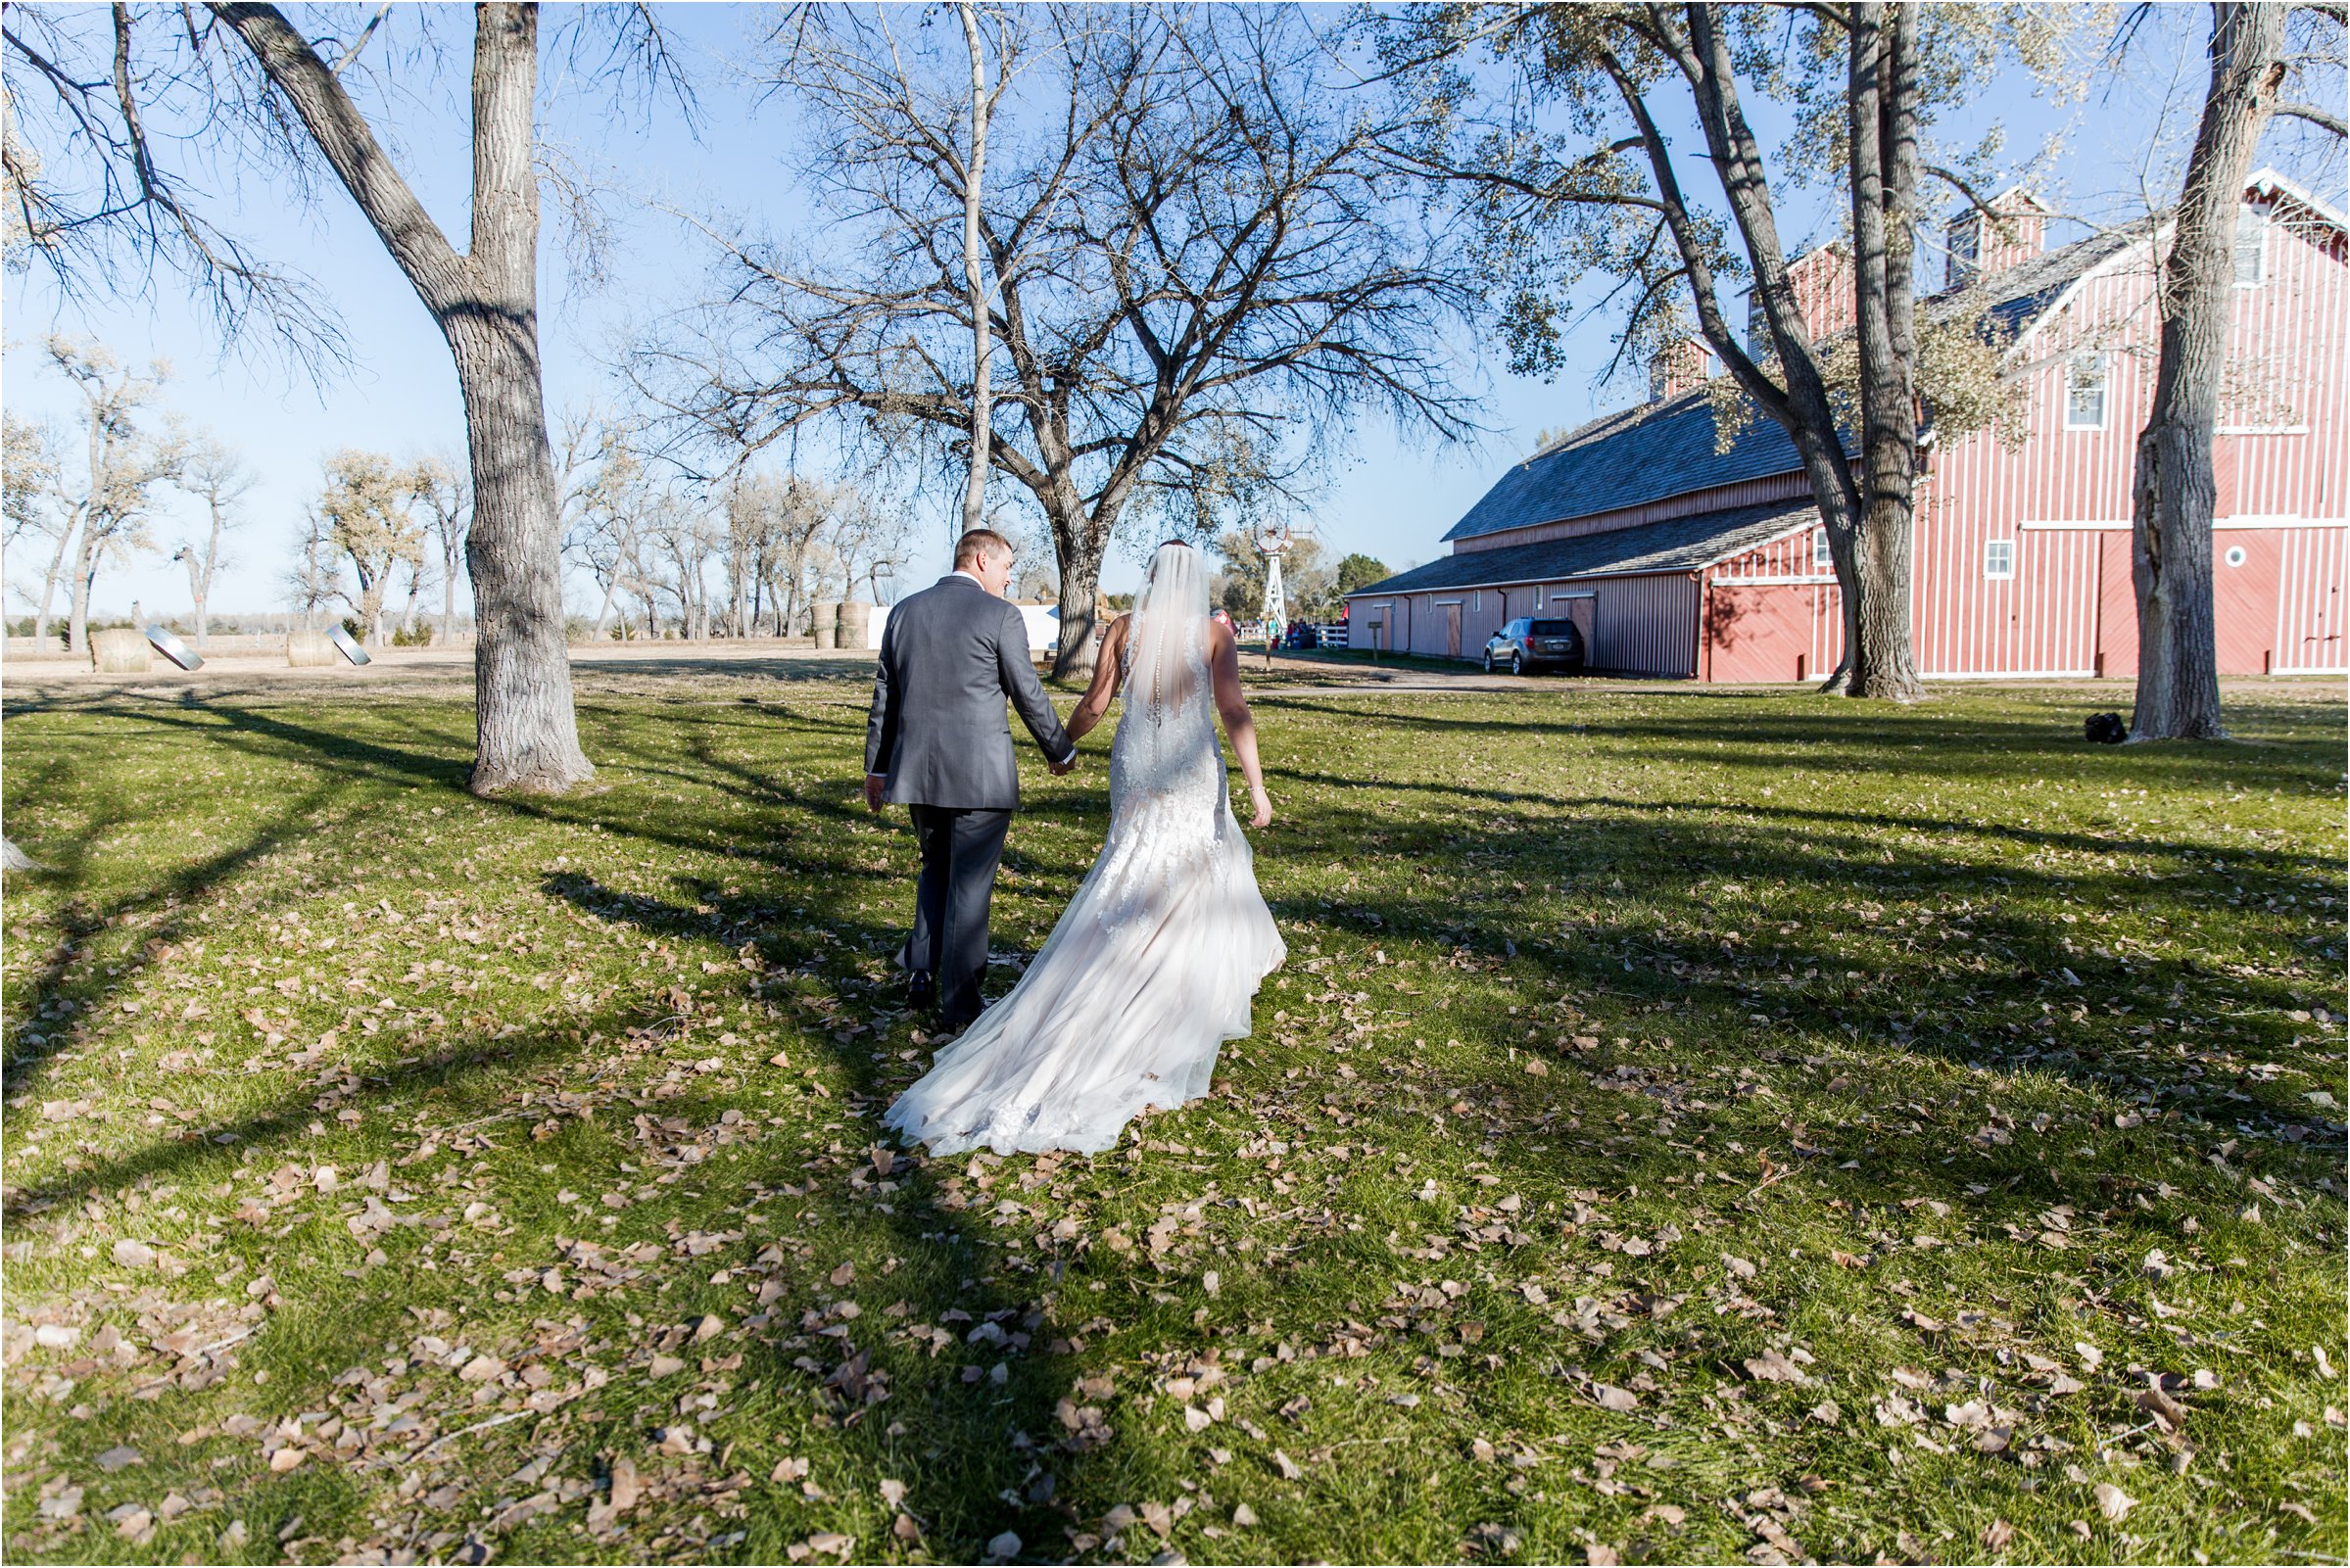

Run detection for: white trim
[[1922, 667, 2099, 680], [2019, 515, 2350, 532], [1708, 574, 1841, 587], [2245, 166, 2350, 233]]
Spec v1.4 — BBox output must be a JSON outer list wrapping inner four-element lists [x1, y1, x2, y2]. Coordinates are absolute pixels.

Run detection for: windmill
[[1252, 519, 1294, 664]]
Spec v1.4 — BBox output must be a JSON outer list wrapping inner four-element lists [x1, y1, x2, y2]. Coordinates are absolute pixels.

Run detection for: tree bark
[[33, 523, 72, 646], [2131, 1, 2283, 740], [216, 1, 592, 792], [1049, 489, 1107, 682], [957, 2, 993, 540], [1844, 2, 1925, 700]]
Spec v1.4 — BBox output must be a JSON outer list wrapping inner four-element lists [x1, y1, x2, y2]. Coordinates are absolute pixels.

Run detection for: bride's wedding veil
[[1124, 541, 1210, 727]]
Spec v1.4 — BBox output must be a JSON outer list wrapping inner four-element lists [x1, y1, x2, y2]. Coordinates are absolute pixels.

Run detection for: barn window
[[1812, 530, 1832, 570], [1946, 212, 1980, 291], [2064, 354, 2109, 429], [2234, 202, 2268, 285], [1985, 539, 2016, 580]]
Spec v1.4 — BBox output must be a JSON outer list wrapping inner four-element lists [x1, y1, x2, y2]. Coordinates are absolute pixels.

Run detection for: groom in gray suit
[[864, 528, 1078, 1029]]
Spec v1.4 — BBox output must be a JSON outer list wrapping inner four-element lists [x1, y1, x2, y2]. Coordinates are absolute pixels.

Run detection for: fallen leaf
[[2093, 1483, 2135, 1523]]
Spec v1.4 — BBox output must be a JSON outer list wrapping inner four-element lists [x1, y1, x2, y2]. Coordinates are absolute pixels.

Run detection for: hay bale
[[811, 599, 841, 651], [838, 600, 872, 649], [287, 630, 338, 667], [89, 627, 152, 673]]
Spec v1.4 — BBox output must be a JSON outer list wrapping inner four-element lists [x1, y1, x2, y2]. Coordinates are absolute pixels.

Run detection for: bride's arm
[[1209, 620, 1272, 829], [1065, 615, 1128, 742]]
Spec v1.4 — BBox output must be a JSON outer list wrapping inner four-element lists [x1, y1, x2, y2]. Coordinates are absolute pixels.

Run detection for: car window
[[1529, 619, 1577, 637]]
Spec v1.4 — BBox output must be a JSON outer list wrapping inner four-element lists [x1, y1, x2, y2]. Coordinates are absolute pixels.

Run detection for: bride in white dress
[[881, 540, 1286, 1157]]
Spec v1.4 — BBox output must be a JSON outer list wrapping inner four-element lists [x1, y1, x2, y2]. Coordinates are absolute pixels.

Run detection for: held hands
[[864, 773, 887, 814], [1049, 754, 1079, 778], [1248, 784, 1273, 830]]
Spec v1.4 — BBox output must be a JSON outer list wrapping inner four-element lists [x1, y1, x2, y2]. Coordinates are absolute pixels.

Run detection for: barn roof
[[1441, 220, 2156, 546], [1347, 499, 1814, 599]]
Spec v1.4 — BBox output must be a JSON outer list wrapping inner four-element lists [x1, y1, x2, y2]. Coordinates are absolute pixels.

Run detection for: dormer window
[[2234, 201, 2269, 285], [1947, 213, 1981, 290], [2064, 353, 2110, 430], [1812, 530, 1833, 570]]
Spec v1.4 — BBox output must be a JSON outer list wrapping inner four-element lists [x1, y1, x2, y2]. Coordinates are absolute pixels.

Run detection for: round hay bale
[[837, 600, 872, 649], [811, 599, 841, 651], [287, 630, 338, 667], [89, 627, 153, 673]]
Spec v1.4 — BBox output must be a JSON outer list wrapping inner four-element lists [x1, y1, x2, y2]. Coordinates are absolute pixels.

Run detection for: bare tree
[[640, 6, 1481, 679], [283, 502, 339, 630], [956, 2, 1006, 539], [315, 449, 425, 646], [2129, 1, 2340, 738], [3, 413, 66, 642], [4, 6, 691, 790], [413, 451, 472, 645], [172, 431, 252, 650], [41, 336, 186, 653]]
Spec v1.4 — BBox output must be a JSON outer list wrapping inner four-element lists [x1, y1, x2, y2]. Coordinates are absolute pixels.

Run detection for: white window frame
[[1811, 530, 1832, 570], [1946, 213, 1980, 291], [1985, 539, 2017, 580], [2234, 201, 2269, 287], [2063, 353, 2110, 431]]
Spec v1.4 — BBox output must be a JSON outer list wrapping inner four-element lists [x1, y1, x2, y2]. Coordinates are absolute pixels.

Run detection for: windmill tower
[[1252, 520, 1297, 662]]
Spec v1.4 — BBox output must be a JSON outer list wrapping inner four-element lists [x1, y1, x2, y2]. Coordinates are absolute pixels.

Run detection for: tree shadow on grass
[[5, 881, 1126, 1564]]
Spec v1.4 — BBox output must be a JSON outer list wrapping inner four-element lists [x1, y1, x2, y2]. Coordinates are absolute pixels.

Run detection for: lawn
[[2, 672, 2343, 1566]]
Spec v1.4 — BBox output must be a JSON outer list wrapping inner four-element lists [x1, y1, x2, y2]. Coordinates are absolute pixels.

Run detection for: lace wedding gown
[[882, 556, 1285, 1158]]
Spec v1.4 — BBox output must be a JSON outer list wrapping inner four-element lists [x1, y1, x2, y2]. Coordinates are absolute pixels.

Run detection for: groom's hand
[[1049, 753, 1077, 777], [864, 773, 887, 813]]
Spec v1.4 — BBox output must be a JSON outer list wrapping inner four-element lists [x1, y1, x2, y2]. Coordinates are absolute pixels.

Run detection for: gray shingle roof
[[1347, 499, 1815, 598], [1443, 222, 2145, 546]]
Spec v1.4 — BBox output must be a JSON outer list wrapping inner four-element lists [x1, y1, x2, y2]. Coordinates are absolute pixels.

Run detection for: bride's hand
[[1248, 785, 1272, 830]]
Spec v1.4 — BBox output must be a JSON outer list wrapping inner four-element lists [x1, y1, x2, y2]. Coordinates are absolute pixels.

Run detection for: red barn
[[1345, 172, 2347, 681]]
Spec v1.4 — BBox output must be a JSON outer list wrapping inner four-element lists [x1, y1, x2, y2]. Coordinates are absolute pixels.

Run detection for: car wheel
[[1483, 649, 1494, 673], [1509, 652, 1523, 676]]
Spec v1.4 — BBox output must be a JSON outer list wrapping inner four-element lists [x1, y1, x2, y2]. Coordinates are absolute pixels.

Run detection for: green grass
[[2, 675, 2344, 1566]]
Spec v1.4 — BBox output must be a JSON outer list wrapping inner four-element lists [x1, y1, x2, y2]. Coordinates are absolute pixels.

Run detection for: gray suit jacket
[[864, 574, 1076, 809]]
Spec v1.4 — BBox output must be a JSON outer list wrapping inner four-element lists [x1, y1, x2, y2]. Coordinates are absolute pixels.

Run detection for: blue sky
[[3, 2, 2297, 621]]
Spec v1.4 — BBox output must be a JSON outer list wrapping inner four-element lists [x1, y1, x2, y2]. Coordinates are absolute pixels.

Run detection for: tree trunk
[[958, 2, 993, 540], [450, 8, 592, 788], [67, 527, 96, 654], [441, 543, 459, 644], [216, 1, 591, 792], [1046, 487, 1109, 682], [33, 522, 72, 646], [1843, 1, 1925, 700], [2131, 1, 2282, 740], [183, 550, 208, 649]]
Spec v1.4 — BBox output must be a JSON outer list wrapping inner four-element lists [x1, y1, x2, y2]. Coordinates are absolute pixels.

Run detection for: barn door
[[1443, 603, 1463, 659], [1556, 593, 1598, 655]]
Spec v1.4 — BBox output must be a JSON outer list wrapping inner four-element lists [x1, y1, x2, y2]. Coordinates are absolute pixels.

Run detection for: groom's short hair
[[955, 528, 1013, 569]]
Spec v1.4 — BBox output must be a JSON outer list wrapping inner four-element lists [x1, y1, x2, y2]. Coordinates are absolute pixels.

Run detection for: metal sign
[[326, 625, 372, 666], [144, 624, 203, 671]]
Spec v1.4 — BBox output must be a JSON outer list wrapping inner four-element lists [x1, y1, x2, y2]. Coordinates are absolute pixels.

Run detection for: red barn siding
[[1353, 181, 2345, 683]]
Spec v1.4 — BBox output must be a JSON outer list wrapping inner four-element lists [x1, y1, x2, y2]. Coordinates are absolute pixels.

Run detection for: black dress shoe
[[906, 972, 937, 1012]]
